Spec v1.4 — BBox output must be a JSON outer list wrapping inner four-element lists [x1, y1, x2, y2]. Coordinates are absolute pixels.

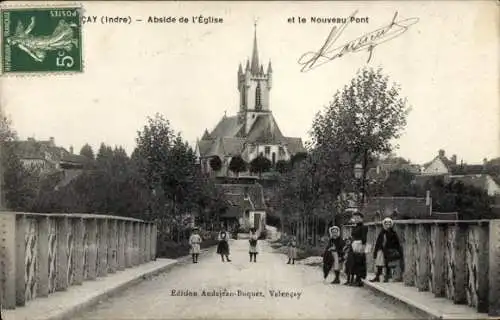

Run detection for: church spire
[[250, 20, 260, 75]]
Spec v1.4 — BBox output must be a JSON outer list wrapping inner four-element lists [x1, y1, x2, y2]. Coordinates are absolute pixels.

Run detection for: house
[[367, 157, 421, 182], [8, 137, 88, 190], [449, 174, 500, 197], [218, 183, 267, 233], [421, 149, 457, 176], [195, 25, 306, 179]]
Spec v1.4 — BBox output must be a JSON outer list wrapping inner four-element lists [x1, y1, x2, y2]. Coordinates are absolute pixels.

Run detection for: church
[[195, 26, 306, 178]]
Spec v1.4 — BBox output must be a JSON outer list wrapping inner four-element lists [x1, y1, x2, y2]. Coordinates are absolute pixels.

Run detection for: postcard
[[0, 1, 498, 319]]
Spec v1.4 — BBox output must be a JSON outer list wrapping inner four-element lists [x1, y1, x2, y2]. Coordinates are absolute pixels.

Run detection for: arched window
[[255, 82, 261, 110]]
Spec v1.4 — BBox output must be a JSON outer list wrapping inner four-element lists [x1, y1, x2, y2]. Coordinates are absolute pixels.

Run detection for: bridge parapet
[[343, 219, 500, 317], [0, 212, 157, 309]]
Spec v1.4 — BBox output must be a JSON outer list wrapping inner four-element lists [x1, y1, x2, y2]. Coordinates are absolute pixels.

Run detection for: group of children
[[189, 227, 260, 264], [286, 226, 357, 285]]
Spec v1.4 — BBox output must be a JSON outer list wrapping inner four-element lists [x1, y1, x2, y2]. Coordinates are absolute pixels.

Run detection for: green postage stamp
[[1, 5, 83, 74]]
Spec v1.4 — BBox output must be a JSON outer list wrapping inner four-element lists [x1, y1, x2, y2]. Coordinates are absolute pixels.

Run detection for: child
[[343, 237, 354, 285], [287, 236, 297, 264], [249, 228, 258, 262], [189, 227, 202, 264], [217, 229, 231, 262]]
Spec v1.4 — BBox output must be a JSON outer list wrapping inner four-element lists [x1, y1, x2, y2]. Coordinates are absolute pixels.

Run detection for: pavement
[[4, 239, 488, 320], [362, 276, 496, 320], [71, 240, 424, 320]]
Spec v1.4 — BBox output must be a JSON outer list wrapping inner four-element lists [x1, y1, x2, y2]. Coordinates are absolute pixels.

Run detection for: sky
[[1, 1, 498, 165]]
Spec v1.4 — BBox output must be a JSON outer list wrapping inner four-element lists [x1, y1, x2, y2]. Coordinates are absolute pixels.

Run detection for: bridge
[[0, 212, 499, 319]]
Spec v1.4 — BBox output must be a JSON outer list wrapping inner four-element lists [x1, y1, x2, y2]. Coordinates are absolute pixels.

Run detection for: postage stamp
[[1, 5, 82, 74]]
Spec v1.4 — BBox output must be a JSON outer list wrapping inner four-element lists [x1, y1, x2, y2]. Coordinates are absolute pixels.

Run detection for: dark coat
[[327, 237, 345, 262], [373, 228, 403, 262], [351, 223, 368, 244], [350, 223, 368, 279]]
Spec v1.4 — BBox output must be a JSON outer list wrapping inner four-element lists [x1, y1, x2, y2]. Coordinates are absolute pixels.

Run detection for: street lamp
[[354, 163, 363, 208]]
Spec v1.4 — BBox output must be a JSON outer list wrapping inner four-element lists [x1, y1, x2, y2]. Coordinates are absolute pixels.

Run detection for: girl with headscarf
[[189, 227, 202, 264], [370, 217, 403, 282], [217, 229, 231, 262], [249, 228, 259, 262], [323, 226, 345, 284], [287, 235, 298, 264], [350, 212, 368, 286]]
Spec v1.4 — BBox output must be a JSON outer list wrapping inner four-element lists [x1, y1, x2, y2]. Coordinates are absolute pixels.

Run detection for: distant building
[[195, 26, 306, 178], [218, 183, 267, 232], [8, 137, 88, 190]]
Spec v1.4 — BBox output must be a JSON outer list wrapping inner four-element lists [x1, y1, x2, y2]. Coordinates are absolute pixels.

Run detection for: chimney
[[70, 146, 74, 154], [483, 158, 488, 165], [451, 154, 457, 165], [49, 137, 55, 146], [438, 149, 445, 158]]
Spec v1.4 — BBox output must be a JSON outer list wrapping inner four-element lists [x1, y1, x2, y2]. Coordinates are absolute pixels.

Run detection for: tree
[[228, 156, 246, 177], [275, 160, 289, 174], [209, 156, 222, 172], [0, 113, 37, 211], [250, 155, 272, 177], [290, 152, 308, 167], [311, 67, 410, 207], [80, 143, 95, 160]]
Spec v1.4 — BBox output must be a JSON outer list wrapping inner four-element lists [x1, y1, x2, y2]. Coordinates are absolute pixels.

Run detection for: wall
[[343, 219, 500, 317], [0, 212, 157, 310]]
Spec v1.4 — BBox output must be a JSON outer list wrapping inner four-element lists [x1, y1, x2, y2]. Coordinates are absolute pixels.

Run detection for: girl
[[189, 227, 202, 264], [326, 226, 344, 284], [370, 217, 403, 282], [217, 229, 231, 262], [249, 228, 259, 262], [287, 236, 297, 264], [343, 237, 355, 285]]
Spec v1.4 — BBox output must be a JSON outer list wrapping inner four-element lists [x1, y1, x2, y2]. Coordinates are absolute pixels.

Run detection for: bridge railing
[[0, 212, 157, 309], [343, 219, 500, 317]]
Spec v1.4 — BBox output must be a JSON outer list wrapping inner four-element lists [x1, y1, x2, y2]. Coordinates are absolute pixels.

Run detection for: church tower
[[237, 22, 273, 135]]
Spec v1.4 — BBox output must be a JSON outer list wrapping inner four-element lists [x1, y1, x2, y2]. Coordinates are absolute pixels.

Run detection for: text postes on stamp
[[2, 6, 82, 74]]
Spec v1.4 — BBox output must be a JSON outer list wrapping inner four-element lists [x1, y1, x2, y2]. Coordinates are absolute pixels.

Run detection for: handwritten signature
[[298, 11, 419, 72]]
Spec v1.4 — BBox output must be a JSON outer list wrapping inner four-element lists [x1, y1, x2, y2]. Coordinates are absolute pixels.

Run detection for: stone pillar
[[125, 221, 133, 268], [431, 224, 446, 297], [453, 223, 467, 304], [476, 223, 489, 313], [416, 224, 431, 291], [73, 218, 85, 285], [133, 222, 140, 266], [87, 219, 98, 280], [108, 220, 117, 274], [488, 219, 500, 317], [0, 212, 16, 309], [152, 223, 157, 260], [37, 216, 49, 297], [117, 220, 125, 270], [97, 219, 108, 277], [403, 224, 416, 287], [145, 223, 151, 261], [56, 216, 70, 291], [15, 214, 26, 306], [138, 223, 144, 264]]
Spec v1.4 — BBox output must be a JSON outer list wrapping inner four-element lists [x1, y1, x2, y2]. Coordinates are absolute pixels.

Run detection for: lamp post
[[354, 163, 363, 209]]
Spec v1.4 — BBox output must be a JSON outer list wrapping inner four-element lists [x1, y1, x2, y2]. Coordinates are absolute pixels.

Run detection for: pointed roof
[[202, 129, 211, 140], [250, 22, 260, 75], [267, 60, 272, 73], [238, 63, 243, 75]]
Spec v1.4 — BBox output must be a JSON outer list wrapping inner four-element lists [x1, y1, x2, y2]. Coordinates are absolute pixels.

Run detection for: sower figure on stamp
[[249, 228, 259, 262], [370, 217, 403, 283], [189, 227, 202, 264], [217, 229, 231, 262], [350, 211, 368, 286], [326, 226, 345, 284], [287, 235, 297, 264]]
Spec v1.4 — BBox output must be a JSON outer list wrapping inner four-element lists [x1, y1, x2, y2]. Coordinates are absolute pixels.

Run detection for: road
[[74, 240, 425, 319]]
